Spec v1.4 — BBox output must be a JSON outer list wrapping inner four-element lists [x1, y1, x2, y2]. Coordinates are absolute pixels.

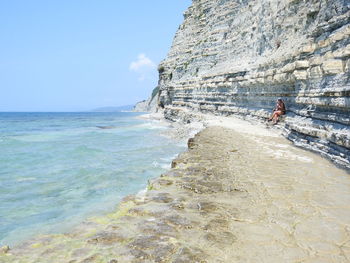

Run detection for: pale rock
[[318, 39, 331, 48], [333, 44, 350, 59], [0, 246, 9, 254], [301, 44, 316, 54], [281, 63, 296, 73], [273, 73, 288, 83], [293, 70, 308, 80], [345, 59, 350, 72], [309, 66, 323, 79], [295, 60, 310, 69], [322, 60, 345, 75], [330, 29, 348, 43], [309, 56, 323, 66], [256, 77, 265, 84], [133, 95, 158, 112], [324, 51, 335, 59], [265, 69, 275, 76]]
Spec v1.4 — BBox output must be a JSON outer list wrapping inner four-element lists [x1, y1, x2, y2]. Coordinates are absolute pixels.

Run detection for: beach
[[1, 0, 349, 261], [1, 113, 349, 262]]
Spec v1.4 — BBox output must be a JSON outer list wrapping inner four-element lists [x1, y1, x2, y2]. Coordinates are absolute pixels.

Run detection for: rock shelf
[[1, 124, 349, 263]]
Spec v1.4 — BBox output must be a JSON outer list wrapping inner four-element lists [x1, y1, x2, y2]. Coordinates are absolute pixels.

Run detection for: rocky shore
[[1, 114, 349, 263]]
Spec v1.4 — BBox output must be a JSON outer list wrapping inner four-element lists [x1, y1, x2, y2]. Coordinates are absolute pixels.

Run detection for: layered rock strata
[[1, 126, 349, 262], [133, 98, 156, 112], [156, 0, 350, 169]]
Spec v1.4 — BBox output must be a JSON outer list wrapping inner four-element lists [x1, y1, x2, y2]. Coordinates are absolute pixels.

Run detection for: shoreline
[[1, 113, 349, 262], [0, 113, 187, 249]]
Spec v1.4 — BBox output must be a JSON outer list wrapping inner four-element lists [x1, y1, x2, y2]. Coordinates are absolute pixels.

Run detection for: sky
[[0, 0, 191, 111]]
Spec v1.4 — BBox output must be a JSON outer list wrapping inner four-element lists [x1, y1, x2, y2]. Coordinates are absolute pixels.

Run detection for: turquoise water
[[0, 112, 185, 246]]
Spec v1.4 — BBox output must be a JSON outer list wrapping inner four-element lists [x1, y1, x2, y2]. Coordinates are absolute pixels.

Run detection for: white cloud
[[129, 53, 156, 72], [129, 53, 156, 81]]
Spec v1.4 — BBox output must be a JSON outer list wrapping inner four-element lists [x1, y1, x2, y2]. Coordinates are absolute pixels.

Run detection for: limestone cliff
[[156, 0, 350, 169], [133, 97, 156, 112], [133, 87, 158, 112]]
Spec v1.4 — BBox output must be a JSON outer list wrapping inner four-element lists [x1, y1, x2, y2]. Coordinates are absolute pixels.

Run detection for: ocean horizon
[[0, 112, 185, 247]]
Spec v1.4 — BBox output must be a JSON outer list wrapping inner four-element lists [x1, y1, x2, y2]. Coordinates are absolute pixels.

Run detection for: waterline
[[0, 112, 185, 246]]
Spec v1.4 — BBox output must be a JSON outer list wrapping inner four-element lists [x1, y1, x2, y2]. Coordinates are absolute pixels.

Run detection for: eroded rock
[[172, 247, 208, 263], [87, 231, 129, 245], [0, 246, 10, 254], [204, 231, 237, 246]]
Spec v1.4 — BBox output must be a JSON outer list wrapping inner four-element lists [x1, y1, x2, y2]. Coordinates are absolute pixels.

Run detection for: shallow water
[[0, 112, 185, 246]]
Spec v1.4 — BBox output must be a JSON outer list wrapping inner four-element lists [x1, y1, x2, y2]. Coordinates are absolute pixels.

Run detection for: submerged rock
[[203, 232, 237, 246], [0, 246, 10, 254], [172, 246, 208, 263], [187, 137, 196, 149], [96, 126, 116, 129], [87, 231, 129, 245]]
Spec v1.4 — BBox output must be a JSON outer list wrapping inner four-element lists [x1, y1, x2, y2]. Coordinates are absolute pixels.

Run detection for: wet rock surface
[[1, 126, 349, 262]]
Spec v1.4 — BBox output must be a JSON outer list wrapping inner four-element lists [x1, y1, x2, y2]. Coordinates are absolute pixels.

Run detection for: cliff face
[[133, 87, 159, 112], [133, 97, 157, 112], [156, 0, 350, 169]]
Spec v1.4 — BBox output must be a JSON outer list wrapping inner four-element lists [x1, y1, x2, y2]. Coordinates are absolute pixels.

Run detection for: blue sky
[[0, 1, 191, 111]]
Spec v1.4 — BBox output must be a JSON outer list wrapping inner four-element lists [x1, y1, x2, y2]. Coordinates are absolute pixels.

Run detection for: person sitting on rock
[[268, 98, 286, 124]]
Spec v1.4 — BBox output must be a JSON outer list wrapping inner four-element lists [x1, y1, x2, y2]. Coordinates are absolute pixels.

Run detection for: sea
[[0, 112, 186, 246]]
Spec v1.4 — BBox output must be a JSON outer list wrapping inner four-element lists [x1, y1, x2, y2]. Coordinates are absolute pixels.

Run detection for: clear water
[[0, 112, 185, 246]]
